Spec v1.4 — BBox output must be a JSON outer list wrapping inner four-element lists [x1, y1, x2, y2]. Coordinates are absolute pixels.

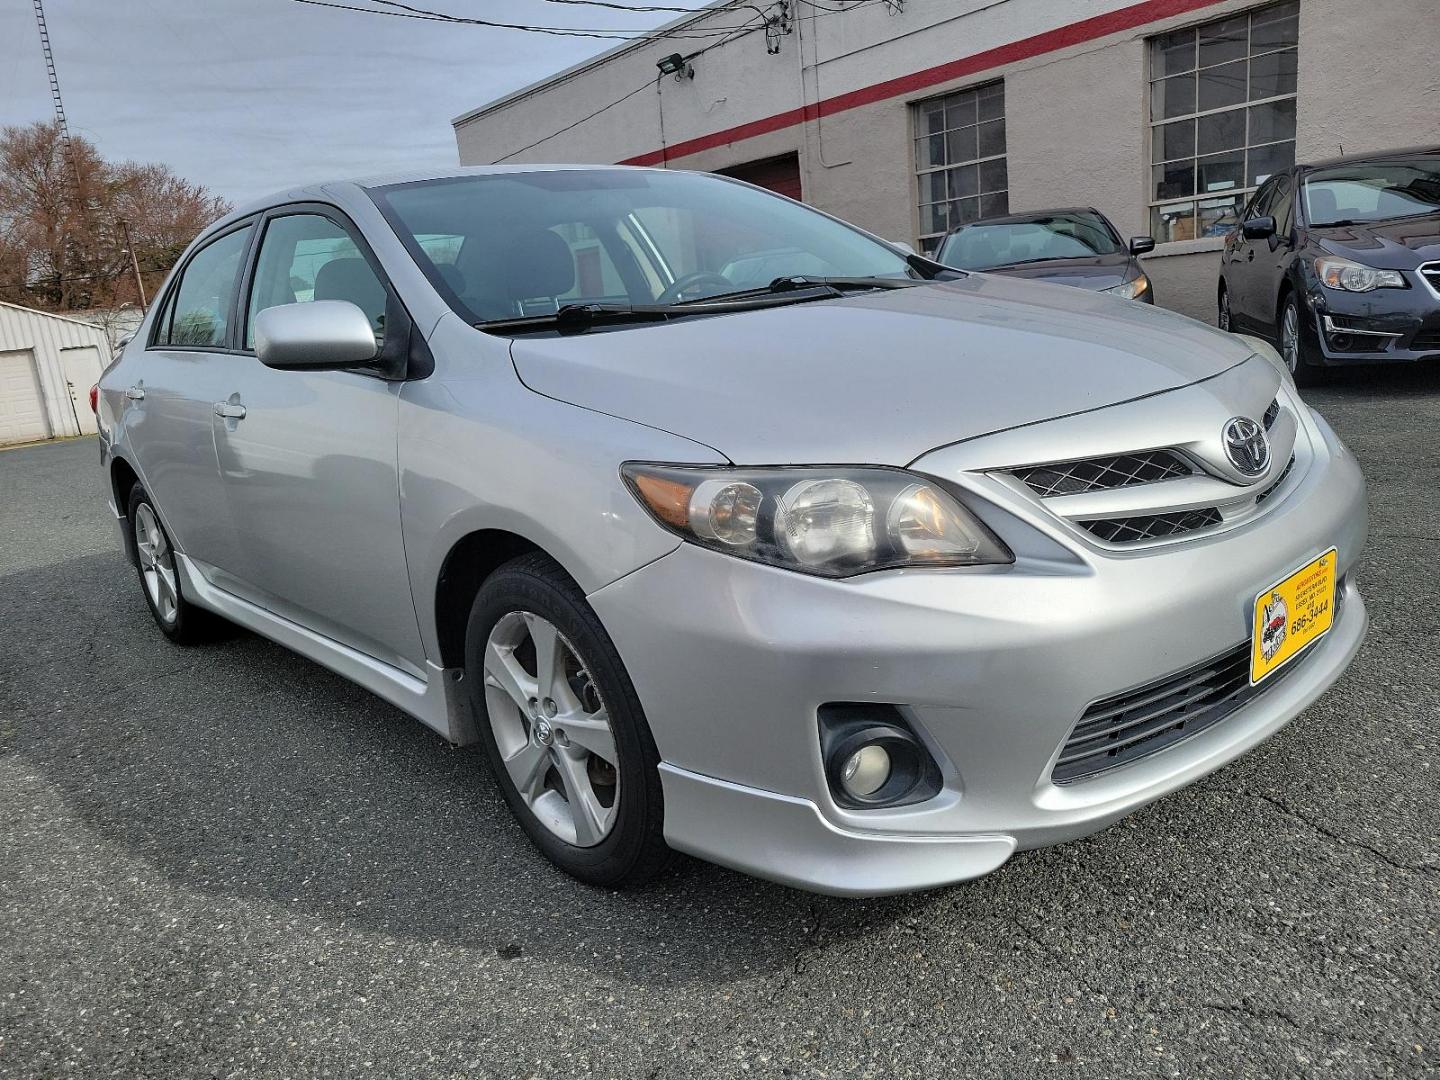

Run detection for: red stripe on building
[[621, 0, 1226, 167]]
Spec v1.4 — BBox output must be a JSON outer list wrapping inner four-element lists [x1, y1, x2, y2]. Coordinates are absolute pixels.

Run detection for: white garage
[[0, 302, 113, 447]]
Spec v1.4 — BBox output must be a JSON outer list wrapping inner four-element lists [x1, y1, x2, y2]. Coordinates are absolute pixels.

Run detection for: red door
[[716, 153, 803, 202]]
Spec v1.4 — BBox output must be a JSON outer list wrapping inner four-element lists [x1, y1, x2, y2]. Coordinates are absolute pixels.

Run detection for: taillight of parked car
[[88, 385, 99, 414]]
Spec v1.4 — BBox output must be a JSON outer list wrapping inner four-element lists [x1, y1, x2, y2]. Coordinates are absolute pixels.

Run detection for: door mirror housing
[[253, 301, 380, 370], [1241, 215, 1277, 240], [1128, 236, 1155, 255]]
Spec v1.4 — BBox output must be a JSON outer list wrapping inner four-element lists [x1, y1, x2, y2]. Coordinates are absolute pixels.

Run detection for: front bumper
[[589, 410, 1368, 896], [1305, 282, 1440, 365]]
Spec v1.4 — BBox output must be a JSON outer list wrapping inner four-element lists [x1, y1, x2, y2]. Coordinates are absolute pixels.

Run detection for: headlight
[[622, 464, 1012, 577], [1105, 272, 1150, 300], [1314, 256, 1406, 292]]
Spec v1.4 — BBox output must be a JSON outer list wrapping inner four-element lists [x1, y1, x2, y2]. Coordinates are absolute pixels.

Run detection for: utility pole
[[119, 220, 147, 311]]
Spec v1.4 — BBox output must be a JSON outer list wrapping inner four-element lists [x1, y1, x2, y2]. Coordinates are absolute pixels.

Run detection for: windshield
[[369, 169, 920, 326], [1303, 159, 1440, 226], [936, 212, 1121, 270]]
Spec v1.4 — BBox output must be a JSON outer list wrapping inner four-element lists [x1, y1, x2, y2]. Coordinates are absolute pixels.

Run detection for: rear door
[[212, 206, 424, 672], [121, 221, 256, 572]]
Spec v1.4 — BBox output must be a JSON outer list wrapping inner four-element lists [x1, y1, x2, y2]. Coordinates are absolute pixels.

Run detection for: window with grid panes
[[914, 81, 1007, 253], [1148, 1, 1298, 243]]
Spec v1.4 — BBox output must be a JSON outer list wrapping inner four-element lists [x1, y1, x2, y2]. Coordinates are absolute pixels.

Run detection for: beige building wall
[[455, 0, 1440, 324]]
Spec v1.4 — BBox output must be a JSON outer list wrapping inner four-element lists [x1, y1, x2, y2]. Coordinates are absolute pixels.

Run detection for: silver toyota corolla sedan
[[95, 165, 1367, 896]]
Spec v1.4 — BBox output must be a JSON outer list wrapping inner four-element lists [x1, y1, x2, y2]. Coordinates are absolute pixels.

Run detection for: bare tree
[[0, 121, 232, 312]]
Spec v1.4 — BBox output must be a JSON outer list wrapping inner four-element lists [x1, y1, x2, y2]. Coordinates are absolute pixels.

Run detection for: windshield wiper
[[671, 275, 920, 307], [480, 288, 858, 335]]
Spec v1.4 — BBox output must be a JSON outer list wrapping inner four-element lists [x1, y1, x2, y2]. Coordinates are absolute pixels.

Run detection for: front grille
[[1263, 398, 1280, 429], [1420, 263, 1440, 297], [1255, 455, 1295, 504], [1079, 507, 1222, 544], [1011, 450, 1192, 497]]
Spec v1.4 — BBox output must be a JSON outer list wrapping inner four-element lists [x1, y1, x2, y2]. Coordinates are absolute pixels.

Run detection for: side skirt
[[175, 553, 478, 745]]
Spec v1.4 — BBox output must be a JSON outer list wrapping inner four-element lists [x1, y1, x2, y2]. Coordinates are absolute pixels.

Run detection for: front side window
[[1148, 1, 1299, 242], [246, 213, 389, 348], [913, 81, 1008, 253], [160, 224, 254, 348], [937, 212, 1121, 271], [1302, 159, 1440, 227], [370, 169, 919, 325]]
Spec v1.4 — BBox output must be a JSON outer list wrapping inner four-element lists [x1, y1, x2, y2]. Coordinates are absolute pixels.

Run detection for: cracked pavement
[[2, 364, 1437, 1079]]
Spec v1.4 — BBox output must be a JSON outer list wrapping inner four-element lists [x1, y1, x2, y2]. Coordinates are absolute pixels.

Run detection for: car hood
[[1313, 213, 1440, 268], [979, 253, 1133, 291], [509, 274, 1257, 466]]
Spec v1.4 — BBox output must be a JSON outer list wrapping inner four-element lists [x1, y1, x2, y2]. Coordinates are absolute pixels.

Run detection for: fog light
[[818, 703, 943, 809], [840, 744, 891, 798]]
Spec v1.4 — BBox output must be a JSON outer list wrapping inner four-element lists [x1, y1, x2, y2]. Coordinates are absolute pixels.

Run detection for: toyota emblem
[[1222, 416, 1270, 476]]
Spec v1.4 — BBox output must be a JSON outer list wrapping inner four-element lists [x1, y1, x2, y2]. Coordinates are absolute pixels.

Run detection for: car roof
[[1300, 145, 1440, 170], [215, 163, 671, 229]]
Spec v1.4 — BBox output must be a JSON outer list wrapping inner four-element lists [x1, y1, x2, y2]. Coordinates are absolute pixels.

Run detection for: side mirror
[[253, 300, 379, 370], [1241, 215, 1277, 240], [890, 239, 917, 256], [1128, 236, 1155, 255]]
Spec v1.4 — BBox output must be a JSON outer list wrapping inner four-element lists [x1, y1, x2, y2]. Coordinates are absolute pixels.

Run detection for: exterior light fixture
[[656, 52, 695, 80]]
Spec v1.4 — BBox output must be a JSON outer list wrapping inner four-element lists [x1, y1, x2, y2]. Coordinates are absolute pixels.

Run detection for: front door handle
[[214, 401, 247, 420], [125, 386, 145, 400]]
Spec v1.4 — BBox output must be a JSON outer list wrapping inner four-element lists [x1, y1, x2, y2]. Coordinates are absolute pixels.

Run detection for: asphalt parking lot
[[2, 368, 1437, 1080]]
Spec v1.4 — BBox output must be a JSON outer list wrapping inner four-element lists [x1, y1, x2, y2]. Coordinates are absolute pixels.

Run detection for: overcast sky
[[0, 0, 710, 204]]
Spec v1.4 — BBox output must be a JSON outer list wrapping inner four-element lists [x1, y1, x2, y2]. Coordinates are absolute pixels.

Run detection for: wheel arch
[[433, 528, 548, 669]]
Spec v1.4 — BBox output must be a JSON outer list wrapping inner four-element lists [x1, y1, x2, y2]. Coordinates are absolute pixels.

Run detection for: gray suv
[[96, 166, 1367, 896]]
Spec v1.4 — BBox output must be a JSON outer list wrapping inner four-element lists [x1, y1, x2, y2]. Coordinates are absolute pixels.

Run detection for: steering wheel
[[656, 271, 734, 305]]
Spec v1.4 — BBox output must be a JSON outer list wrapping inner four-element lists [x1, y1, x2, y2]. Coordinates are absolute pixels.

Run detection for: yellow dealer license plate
[[1250, 548, 1337, 685]]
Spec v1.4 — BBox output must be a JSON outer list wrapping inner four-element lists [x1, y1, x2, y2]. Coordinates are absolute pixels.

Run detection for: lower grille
[[1054, 640, 1291, 783], [1079, 507, 1222, 544], [1053, 579, 1344, 784], [1411, 326, 1440, 352]]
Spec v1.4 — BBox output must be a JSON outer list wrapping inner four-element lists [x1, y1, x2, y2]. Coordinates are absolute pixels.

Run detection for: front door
[[1225, 177, 1278, 330], [213, 209, 424, 673]]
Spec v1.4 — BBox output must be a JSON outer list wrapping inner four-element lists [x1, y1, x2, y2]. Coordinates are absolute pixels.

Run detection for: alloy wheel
[[1281, 301, 1301, 373], [133, 503, 179, 625], [482, 611, 619, 847]]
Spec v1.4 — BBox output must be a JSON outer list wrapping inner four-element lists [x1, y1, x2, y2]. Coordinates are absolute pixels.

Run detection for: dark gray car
[[934, 207, 1155, 302]]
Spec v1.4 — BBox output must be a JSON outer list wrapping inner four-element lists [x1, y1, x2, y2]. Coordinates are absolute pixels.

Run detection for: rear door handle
[[214, 402, 247, 420], [125, 386, 145, 400]]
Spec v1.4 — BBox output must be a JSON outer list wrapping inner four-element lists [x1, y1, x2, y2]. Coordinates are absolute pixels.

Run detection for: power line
[[290, 0, 761, 39], [493, 10, 772, 162]]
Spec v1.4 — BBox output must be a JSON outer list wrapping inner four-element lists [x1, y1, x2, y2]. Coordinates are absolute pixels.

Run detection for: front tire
[[1279, 293, 1326, 386], [465, 552, 669, 888], [125, 483, 221, 644], [1217, 283, 1233, 332]]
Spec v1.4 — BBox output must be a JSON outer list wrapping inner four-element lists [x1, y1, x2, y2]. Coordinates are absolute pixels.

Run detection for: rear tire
[[465, 552, 669, 888], [125, 483, 223, 644], [1279, 293, 1326, 386]]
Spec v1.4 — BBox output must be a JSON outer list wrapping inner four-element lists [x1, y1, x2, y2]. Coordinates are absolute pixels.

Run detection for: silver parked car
[[96, 166, 1367, 896]]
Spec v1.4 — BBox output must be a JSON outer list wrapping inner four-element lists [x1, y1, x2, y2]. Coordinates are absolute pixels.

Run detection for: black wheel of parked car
[[465, 552, 669, 888], [1278, 293, 1327, 386], [125, 483, 223, 644]]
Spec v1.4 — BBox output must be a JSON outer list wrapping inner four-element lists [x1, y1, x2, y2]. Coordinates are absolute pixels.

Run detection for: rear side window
[[246, 213, 388, 348], [160, 225, 253, 348]]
